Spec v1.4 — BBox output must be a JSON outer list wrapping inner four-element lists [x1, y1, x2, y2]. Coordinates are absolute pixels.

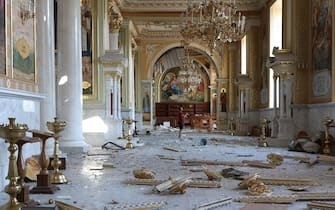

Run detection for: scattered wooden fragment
[[53, 200, 82, 210], [202, 165, 222, 181], [102, 162, 114, 168], [104, 200, 167, 210], [257, 178, 318, 186], [163, 146, 186, 152], [124, 178, 222, 188], [193, 197, 232, 210], [157, 155, 178, 160], [133, 168, 156, 179], [154, 176, 191, 194], [242, 160, 276, 169], [282, 155, 310, 163], [307, 201, 335, 210], [294, 192, 335, 201], [181, 159, 244, 167], [235, 195, 298, 203]]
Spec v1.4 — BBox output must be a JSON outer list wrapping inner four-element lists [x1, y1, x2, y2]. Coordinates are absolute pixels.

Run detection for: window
[[241, 35, 247, 75], [269, 0, 282, 108]]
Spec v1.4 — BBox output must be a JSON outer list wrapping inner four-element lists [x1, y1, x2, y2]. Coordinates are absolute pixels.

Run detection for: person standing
[[178, 106, 186, 138]]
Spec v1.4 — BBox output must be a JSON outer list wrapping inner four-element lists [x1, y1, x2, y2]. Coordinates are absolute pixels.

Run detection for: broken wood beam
[[181, 159, 244, 167], [235, 195, 298, 203], [193, 197, 232, 210], [307, 201, 335, 210], [163, 146, 186, 152], [124, 178, 222, 188], [242, 160, 276, 169], [154, 176, 191, 193], [294, 192, 335, 201], [257, 178, 318, 186]]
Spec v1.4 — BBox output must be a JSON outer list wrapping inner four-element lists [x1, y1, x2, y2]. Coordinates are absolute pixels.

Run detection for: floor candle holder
[[47, 117, 67, 184], [258, 118, 269, 147], [322, 117, 333, 155], [30, 129, 60, 193], [124, 118, 135, 149], [0, 118, 28, 210]]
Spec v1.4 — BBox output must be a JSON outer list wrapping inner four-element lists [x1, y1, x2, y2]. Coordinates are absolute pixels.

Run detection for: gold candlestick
[[124, 118, 134, 149], [118, 119, 127, 139], [229, 117, 235, 136], [47, 117, 67, 184], [258, 118, 269, 147], [0, 118, 28, 210], [322, 117, 333, 155]]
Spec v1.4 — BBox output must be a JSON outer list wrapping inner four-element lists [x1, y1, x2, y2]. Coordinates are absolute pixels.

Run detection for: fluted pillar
[[271, 73, 279, 137], [56, 0, 86, 151], [228, 43, 238, 113], [107, 1, 122, 51], [267, 48, 296, 146], [36, 0, 56, 155]]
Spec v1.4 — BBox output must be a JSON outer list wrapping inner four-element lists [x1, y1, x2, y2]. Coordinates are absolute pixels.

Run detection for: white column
[[271, 74, 279, 137], [56, 0, 85, 150], [105, 75, 112, 118], [109, 33, 119, 51], [36, 0, 56, 155], [117, 75, 122, 119]]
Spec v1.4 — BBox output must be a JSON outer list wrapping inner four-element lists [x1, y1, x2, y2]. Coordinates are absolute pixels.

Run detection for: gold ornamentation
[[0, 118, 28, 210], [47, 117, 68, 184], [267, 153, 283, 165]]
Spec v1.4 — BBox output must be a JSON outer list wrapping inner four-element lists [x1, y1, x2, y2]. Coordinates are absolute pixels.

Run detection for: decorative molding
[[0, 87, 44, 101]]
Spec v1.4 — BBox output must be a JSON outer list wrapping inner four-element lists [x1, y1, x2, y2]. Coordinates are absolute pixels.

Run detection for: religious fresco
[[160, 67, 205, 102], [81, 0, 93, 95], [142, 83, 151, 113], [0, 0, 5, 75], [12, 0, 35, 82], [312, 0, 332, 97]]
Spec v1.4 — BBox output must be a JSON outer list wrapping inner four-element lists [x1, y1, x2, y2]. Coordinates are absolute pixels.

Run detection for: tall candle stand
[[0, 118, 28, 210], [16, 136, 39, 203], [124, 118, 135, 149], [258, 118, 269, 147], [30, 129, 60, 193], [118, 119, 127, 139], [47, 117, 67, 184], [322, 117, 333, 155], [229, 117, 235, 136]]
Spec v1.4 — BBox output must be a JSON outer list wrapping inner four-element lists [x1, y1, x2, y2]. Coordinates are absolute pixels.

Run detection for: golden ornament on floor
[[47, 117, 68, 184], [258, 118, 269, 147], [238, 174, 260, 189], [202, 165, 222, 181], [0, 118, 28, 210], [133, 168, 156, 179], [267, 153, 283, 165], [247, 182, 272, 196]]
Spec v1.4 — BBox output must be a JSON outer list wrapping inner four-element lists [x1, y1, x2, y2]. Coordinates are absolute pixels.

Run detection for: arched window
[[269, 0, 282, 108], [241, 35, 247, 75]]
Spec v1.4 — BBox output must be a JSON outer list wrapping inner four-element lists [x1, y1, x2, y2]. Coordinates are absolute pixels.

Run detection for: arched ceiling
[[114, 0, 268, 40]]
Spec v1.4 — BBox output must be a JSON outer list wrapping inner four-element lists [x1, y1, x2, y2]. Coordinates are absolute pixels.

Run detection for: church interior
[[0, 0, 335, 209]]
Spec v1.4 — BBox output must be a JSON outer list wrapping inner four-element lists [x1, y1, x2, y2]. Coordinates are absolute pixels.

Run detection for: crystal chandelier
[[180, 0, 246, 52]]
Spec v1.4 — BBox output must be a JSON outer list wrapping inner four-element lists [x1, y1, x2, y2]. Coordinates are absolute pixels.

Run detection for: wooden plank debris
[[242, 160, 276, 169], [236, 195, 298, 203], [257, 178, 318, 186], [193, 197, 232, 210], [154, 176, 191, 194], [307, 201, 335, 209], [53, 200, 82, 210], [163, 146, 186, 152], [294, 192, 335, 201], [104, 200, 167, 210], [124, 178, 222, 188], [181, 159, 244, 167]]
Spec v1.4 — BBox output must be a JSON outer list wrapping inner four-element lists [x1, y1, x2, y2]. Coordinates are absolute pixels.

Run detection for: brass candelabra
[[0, 118, 28, 210], [322, 117, 333, 155], [118, 119, 127, 139], [47, 117, 67, 184], [258, 118, 269, 147], [124, 118, 135, 149], [229, 118, 235, 136]]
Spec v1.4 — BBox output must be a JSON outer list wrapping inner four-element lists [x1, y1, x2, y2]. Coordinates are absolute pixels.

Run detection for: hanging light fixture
[[180, 0, 246, 52]]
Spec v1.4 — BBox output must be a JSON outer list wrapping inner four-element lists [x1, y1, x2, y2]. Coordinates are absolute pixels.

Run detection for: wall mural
[[0, 0, 5, 75], [81, 0, 93, 95], [12, 0, 35, 82], [160, 67, 205, 102], [312, 0, 332, 97]]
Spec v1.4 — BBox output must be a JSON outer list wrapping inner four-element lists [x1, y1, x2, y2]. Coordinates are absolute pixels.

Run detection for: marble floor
[[0, 128, 335, 210]]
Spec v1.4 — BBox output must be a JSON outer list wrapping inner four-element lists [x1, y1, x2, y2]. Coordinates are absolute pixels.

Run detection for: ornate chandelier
[[180, 0, 246, 51]]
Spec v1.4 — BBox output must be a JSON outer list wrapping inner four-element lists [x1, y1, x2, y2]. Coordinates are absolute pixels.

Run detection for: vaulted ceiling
[[114, 0, 268, 40]]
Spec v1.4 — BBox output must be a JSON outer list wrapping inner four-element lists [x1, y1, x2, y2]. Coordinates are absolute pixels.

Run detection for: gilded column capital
[[108, 0, 123, 33]]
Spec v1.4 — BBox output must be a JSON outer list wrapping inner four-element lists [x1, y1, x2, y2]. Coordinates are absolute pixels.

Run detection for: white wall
[[0, 90, 42, 190]]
